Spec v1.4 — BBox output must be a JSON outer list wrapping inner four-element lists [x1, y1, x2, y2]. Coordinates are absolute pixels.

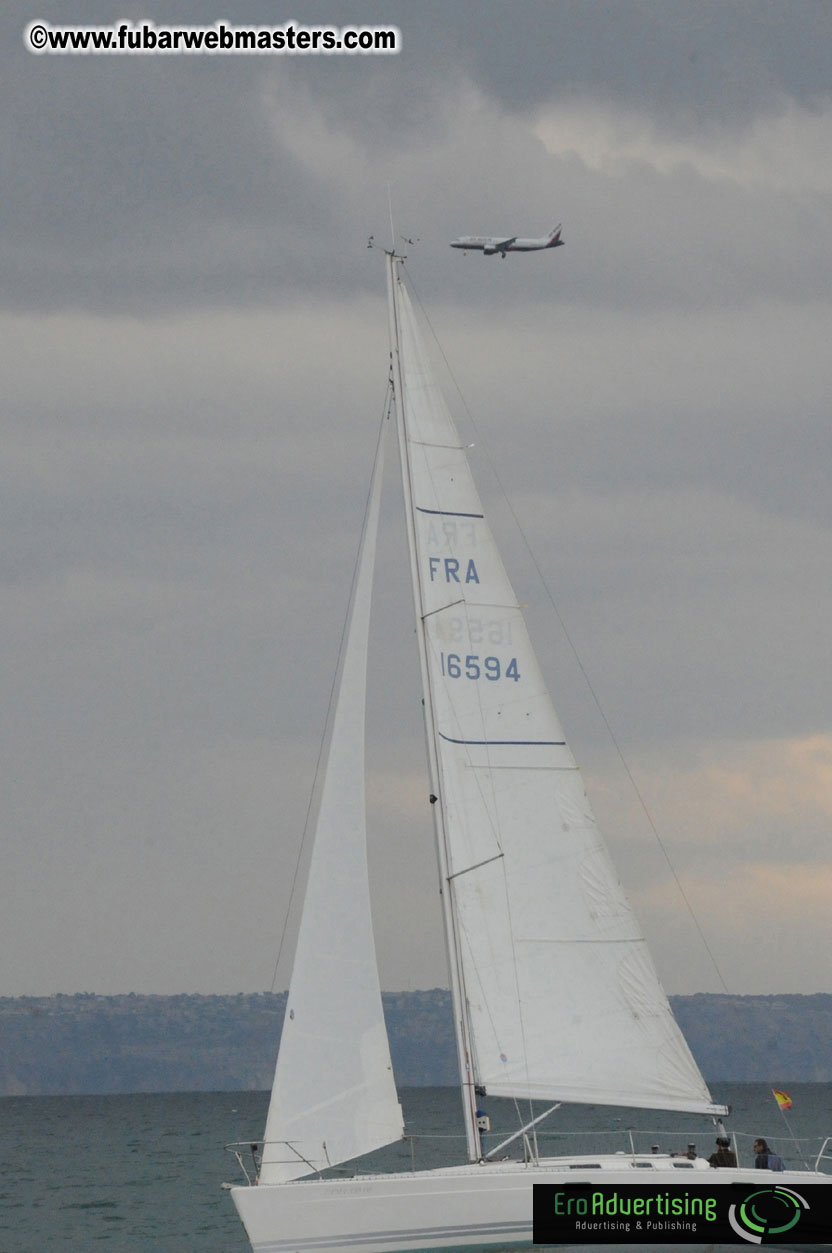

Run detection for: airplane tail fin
[[548, 224, 563, 246]]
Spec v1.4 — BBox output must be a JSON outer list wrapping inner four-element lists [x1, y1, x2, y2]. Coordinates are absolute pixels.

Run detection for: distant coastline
[[1, 990, 830, 1096]]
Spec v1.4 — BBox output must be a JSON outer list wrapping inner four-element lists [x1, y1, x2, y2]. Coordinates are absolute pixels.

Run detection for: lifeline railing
[[815, 1136, 832, 1173], [225, 1138, 335, 1185], [225, 1130, 832, 1184]]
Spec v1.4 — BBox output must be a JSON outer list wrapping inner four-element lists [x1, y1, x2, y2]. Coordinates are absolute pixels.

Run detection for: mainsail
[[389, 260, 721, 1117], [259, 424, 403, 1185]]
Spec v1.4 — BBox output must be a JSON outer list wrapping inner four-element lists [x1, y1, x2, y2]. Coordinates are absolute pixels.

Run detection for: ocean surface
[[1, 1084, 830, 1252]]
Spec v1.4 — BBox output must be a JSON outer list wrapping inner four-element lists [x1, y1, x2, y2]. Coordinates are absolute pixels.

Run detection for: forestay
[[392, 268, 722, 1117], [259, 427, 403, 1185]]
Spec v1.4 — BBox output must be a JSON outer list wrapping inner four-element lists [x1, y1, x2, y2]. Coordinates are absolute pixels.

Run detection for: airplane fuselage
[[450, 226, 563, 256]]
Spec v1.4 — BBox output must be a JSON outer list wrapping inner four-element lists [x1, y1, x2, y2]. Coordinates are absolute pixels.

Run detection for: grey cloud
[[5, 0, 832, 313], [3, 0, 831, 995]]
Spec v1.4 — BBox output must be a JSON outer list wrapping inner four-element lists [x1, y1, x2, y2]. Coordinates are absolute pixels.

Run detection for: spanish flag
[[773, 1089, 792, 1110]]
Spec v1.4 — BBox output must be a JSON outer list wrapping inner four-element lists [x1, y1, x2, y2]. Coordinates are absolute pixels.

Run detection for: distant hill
[[671, 993, 832, 1082], [0, 991, 830, 1096]]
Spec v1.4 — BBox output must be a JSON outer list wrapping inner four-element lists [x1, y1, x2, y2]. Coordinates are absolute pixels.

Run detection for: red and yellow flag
[[772, 1089, 792, 1110]]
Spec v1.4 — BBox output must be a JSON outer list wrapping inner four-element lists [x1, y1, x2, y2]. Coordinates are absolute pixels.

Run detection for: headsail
[[389, 259, 723, 1118], [259, 421, 403, 1185]]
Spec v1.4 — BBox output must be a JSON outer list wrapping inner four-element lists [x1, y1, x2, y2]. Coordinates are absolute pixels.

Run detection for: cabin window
[[633, 1162, 653, 1168], [673, 1161, 694, 1168], [569, 1163, 602, 1170]]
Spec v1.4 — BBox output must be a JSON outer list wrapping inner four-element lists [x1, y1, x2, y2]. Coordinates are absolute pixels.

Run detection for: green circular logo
[[728, 1187, 809, 1244]]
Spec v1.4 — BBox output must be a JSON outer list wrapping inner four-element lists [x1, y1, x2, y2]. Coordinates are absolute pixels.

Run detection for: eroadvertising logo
[[728, 1186, 810, 1244], [533, 1182, 832, 1244]]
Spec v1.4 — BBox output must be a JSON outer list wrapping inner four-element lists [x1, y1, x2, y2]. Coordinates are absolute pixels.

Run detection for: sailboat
[[231, 251, 829, 1252]]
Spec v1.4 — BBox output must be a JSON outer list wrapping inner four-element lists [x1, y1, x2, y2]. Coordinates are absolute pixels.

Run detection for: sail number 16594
[[439, 653, 520, 682]]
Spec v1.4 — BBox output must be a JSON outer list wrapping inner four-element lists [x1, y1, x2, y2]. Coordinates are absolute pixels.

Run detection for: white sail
[[259, 424, 403, 1185], [391, 268, 720, 1117]]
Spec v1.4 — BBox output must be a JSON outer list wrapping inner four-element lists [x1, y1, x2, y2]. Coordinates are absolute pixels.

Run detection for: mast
[[385, 251, 483, 1162]]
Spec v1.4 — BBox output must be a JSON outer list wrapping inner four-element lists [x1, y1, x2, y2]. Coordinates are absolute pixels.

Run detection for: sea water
[[1, 1085, 830, 1251]]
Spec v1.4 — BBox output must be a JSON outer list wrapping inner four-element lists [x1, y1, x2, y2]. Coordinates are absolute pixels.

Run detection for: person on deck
[[709, 1137, 737, 1167], [754, 1138, 784, 1170]]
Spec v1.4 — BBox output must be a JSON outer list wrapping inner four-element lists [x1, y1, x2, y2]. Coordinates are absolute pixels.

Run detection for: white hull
[[232, 1155, 828, 1253]]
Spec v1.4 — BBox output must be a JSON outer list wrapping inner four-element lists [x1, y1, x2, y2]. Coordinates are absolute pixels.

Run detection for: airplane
[[450, 224, 564, 258]]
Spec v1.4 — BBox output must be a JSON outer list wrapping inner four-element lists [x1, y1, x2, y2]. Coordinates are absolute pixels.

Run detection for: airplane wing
[[483, 236, 517, 255]]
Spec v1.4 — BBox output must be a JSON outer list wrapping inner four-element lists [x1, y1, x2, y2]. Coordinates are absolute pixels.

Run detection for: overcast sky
[[3, 0, 831, 999]]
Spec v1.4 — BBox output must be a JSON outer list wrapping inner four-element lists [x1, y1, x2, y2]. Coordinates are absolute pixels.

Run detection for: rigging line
[[403, 263, 730, 997], [267, 385, 393, 994]]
